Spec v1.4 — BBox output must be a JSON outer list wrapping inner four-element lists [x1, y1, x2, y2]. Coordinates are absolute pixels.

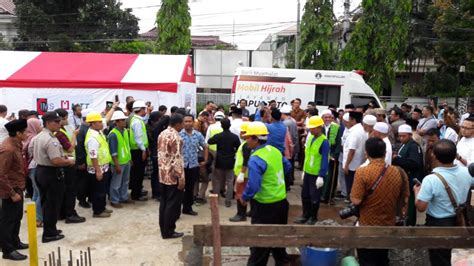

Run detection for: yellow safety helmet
[[243, 122, 269, 137], [85, 111, 103, 123], [240, 121, 250, 133], [307, 116, 324, 129]]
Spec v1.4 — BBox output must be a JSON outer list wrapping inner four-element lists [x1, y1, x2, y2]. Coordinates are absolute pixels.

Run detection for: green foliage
[[0, 34, 12, 50], [285, 39, 296, 69], [430, 0, 474, 72], [338, 0, 412, 94], [402, 72, 473, 97], [156, 0, 192, 55], [110, 41, 156, 54], [299, 0, 335, 69], [13, 0, 139, 52]]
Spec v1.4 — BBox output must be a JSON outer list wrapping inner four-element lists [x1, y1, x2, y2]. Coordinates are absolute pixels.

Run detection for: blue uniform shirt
[[242, 144, 292, 201], [417, 165, 473, 218], [265, 121, 287, 154]]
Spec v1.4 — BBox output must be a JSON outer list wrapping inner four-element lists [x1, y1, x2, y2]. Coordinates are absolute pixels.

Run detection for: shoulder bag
[[433, 172, 469, 226]]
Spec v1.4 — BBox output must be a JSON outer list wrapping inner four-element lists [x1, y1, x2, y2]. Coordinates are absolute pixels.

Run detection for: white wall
[[193, 49, 273, 90]]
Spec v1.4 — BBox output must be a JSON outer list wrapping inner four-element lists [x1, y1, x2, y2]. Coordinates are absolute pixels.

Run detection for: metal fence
[[197, 93, 232, 106]]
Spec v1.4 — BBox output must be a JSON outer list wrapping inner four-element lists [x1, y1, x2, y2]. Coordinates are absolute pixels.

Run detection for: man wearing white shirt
[[456, 117, 474, 166], [373, 122, 392, 165], [362, 115, 377, 136], [459, 104, 473, 125], [343, 111, 367, 200], [229, 108, 244, 142], [0, 105, 9, 144]]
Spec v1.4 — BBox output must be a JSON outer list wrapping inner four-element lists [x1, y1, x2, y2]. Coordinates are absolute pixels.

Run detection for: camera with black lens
[[339, 204, 360, 219]]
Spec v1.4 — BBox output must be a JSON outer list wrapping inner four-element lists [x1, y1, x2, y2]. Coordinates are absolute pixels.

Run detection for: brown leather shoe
[[111, 203, 123, 208], [120, 199, 135, 204]]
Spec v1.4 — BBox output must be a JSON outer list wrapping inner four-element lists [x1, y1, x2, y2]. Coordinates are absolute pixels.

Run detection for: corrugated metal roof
[[0, 0, 15, 15]]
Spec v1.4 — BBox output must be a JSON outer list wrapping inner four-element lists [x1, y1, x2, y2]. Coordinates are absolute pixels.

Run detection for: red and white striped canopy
[[0, 51, 195, 92]]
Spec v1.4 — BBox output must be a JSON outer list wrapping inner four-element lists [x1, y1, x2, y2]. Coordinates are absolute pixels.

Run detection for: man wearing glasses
[[456, 116, 474, 166]]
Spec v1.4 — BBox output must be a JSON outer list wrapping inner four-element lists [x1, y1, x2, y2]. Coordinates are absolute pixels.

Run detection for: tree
[[156, 0, 192, 55], [13, 0, 139, 52], [338, 0, 412, 94], [430, 0, 474, 73], [110, 40, 156, 54], [299, 0, 335, 69], [0, 34, 12, 50]]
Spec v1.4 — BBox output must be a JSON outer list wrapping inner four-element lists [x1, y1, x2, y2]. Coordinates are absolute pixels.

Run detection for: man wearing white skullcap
[[373, 122, 392, 165], [320, 110, 341, 204], [362, 115, 377, 135], [392, 124, 424, 226]]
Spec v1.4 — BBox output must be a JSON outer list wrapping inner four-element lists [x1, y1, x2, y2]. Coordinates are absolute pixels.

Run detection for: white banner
[[33, 93, 93, 115]]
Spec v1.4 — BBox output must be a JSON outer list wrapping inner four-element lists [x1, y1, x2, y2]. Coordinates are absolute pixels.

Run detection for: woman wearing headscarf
[[23, 118, 43, 227]]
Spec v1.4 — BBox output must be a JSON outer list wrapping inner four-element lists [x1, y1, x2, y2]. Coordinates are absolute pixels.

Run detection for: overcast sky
[[120, 0, 361, 50]]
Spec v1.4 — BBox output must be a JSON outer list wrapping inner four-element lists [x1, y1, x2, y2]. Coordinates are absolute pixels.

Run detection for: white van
[[231, 67, 382, 113]]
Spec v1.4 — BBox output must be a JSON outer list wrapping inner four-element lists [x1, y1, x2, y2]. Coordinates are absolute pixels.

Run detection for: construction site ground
[[5, 170, 474, 266]]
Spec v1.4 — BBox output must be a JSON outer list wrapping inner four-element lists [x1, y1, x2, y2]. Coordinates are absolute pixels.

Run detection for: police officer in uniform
[[240, 122, 292, 266], [0, 119, 29, 261], [34, 112, 75, 243], [295, 116, 330, 225]]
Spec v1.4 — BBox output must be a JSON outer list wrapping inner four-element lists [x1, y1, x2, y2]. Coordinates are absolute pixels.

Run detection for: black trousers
[[90, 171, 110, 215], [130, 150, 146, 199], [426, 214, 456, 266], [301, 173, 322, 220], [151, 156, 160, 199], [35, 165, 65, 237], [183, 167, 199, 212], [0, 197, 23, 253], [61, 166, 78, 218], [357, 248, 389, 266], [345, 170, 356, 198], [159, 184, 183, 238], [248, 199, 289, 266], [76, 168, 92, 203]]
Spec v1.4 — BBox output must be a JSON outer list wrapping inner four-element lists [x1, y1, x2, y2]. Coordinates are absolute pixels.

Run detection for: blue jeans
[[110, 163, 131, 204], [29, 168, 42, 222]]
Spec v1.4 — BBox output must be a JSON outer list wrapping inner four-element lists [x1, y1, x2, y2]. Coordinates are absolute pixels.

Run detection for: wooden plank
[[209, 194, 222, 266], [193, 225, 474, 249]]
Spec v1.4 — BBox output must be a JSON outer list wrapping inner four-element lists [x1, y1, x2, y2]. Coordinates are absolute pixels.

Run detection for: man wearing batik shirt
[[157, 114, 185, 239]]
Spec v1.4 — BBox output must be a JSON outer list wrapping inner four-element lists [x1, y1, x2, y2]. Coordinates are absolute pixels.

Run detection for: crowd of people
[[0, 97, 473, 265]]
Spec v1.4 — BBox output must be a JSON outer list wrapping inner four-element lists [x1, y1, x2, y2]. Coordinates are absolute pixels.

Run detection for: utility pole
[[341, 0, 351, 49], [295, 0, 301, 69], [232, 20, 235, 46]]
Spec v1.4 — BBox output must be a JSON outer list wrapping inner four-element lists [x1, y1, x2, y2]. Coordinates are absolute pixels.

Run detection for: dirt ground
[[4, 171, 474, 266]]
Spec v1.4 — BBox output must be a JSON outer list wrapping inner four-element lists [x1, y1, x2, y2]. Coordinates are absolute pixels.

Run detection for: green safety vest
[[304, 134, 327, 176], [58, 128, 75, 158], [85, 129, 112, 167], [233, 141, 249, 177], [208, 123, 223, 153], [328, 123, 340, 147], [252, 145, 286, 204], [108, 128, 131, 165], [129, 116, 149, 150]]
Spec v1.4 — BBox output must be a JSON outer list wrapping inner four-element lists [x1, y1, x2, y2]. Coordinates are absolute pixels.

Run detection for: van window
[[351, 95, 380, 108], [314, 85, 341, 106]]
